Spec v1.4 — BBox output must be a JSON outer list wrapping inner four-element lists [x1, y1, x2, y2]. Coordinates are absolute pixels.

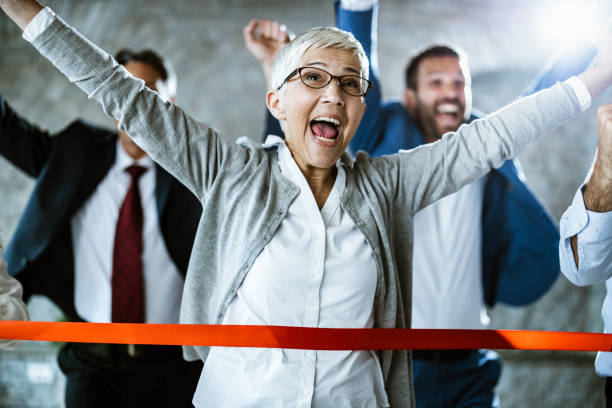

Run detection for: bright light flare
[[534, 0, 604, 47]]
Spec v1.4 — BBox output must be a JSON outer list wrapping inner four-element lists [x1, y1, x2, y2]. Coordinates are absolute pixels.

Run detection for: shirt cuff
[[560, 186, 588, 239], [22, 6, 56, 43], [340, 0, 377, 11], [566, 76, 592, 113], [560, 185, 612, 241]]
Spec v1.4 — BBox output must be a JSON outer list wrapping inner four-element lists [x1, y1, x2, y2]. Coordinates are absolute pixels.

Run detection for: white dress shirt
[[70, 141, 184, 323], [412, 177, 487, 329], [193, 139, 388, 408], [560, 186, 612, 376]]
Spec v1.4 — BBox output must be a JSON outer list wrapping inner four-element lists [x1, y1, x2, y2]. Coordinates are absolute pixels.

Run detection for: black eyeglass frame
[[276, 67, 372, 97]]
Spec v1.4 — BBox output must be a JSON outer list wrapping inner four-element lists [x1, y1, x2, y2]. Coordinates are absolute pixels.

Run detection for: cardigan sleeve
[[360, 80, 583, 215], [28, 12, 250, 201]]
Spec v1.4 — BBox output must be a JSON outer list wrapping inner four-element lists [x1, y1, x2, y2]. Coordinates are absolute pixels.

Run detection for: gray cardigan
[[32, 15, 581, 408]]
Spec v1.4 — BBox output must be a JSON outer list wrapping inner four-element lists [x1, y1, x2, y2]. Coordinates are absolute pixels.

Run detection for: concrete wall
[[0, 0, 609, 406]]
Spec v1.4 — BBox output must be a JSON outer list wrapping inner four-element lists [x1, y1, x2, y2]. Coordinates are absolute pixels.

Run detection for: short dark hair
[[114, 48, 177, 96], [404, 45, 462, 90]]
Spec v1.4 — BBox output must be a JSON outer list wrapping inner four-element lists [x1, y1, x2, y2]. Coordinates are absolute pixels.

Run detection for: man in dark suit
[[0, 48, 202, 408]]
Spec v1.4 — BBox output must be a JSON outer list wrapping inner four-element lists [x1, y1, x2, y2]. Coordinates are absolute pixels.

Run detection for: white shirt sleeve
[[22, 6, 56, 43], [566, 76, 592, 112], [559, 185, 612, 285], [340, 0, 377, 12]]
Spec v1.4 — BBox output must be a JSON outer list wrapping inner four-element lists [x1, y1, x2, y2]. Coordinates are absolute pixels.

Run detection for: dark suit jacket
[[0, 95, 202, 321]]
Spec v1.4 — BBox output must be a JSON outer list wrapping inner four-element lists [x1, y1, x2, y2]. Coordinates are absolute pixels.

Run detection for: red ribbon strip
[[0, 321, 610, 351]]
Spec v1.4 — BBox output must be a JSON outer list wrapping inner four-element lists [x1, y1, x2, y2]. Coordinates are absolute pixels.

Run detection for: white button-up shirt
[[193, 139, 388, 408], [412, 177, 487, 329], [560, 186, 612, 376]]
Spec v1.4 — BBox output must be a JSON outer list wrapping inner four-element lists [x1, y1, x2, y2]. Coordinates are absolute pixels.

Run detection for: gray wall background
[[0, 0, 610, 406]]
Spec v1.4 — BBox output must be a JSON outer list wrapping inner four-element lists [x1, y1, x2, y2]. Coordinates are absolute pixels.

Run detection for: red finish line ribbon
[[0, 321, 611, 352]]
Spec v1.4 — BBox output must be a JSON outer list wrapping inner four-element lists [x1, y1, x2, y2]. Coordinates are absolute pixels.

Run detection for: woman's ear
[[266, 89, 286, 121]]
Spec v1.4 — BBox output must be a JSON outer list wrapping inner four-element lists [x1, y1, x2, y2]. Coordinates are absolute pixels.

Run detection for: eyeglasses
[[277, 66, 372, 97]]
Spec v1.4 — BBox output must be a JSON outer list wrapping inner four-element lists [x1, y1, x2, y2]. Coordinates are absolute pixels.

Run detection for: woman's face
[[268, 47, 366, 173]]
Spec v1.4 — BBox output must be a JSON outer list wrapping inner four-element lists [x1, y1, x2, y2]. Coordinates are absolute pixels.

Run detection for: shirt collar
[[275, 139, 346, 204]]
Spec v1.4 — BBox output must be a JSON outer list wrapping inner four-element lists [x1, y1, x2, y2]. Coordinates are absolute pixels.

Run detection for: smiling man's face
[[405, 55, 467, 142], [267, 47, 366, 173]]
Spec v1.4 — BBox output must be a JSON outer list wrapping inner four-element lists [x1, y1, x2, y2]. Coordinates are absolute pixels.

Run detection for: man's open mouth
[[436, 103, 459, 119], [310, 116, 341, 143]]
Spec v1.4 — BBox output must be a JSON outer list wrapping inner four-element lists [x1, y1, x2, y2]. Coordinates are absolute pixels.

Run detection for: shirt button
[[356, 221, 364, 228]]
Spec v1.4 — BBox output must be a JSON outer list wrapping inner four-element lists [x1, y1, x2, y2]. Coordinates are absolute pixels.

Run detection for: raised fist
[[243, 19, 292, 67]]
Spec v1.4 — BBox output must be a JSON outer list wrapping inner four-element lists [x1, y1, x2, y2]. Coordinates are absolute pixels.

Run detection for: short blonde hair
[[270, 26, 369, 91]]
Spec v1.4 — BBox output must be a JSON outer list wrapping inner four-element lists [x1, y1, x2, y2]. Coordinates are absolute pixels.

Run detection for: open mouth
[[310, 116, 341, 144], [436, 103, 459, 119]]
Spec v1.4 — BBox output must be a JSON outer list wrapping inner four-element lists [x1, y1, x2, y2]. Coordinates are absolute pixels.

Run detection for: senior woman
[[2, 1, 611, 407]]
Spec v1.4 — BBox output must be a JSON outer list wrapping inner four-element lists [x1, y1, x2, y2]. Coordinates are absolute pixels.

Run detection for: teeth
[[312, 116, 340, 126], [314, 135, 336, 143], [437, 104, 458, 114]]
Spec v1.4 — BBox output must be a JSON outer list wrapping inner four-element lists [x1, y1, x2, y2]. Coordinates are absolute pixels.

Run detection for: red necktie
[[112, 165, 147, 323]]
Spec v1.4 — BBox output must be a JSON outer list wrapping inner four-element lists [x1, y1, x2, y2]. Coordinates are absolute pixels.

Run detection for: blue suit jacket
[[0, 95, 202, 321], [336, 3, 596, 307]]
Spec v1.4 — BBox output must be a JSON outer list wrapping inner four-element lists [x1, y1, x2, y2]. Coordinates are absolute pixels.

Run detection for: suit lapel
[[70, 134, 117, 215], [154, 165, 172, 220]]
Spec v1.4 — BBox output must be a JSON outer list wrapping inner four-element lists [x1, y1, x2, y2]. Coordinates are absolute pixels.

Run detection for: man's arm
[[0, 0, 41, 29], [336, 0, 386, 156], [569, 104, 612, 269], [243, 19, 291, 91], [583, 105, 612, 212], [243, 19, 290, 140], [0, 94, 54, 178]]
